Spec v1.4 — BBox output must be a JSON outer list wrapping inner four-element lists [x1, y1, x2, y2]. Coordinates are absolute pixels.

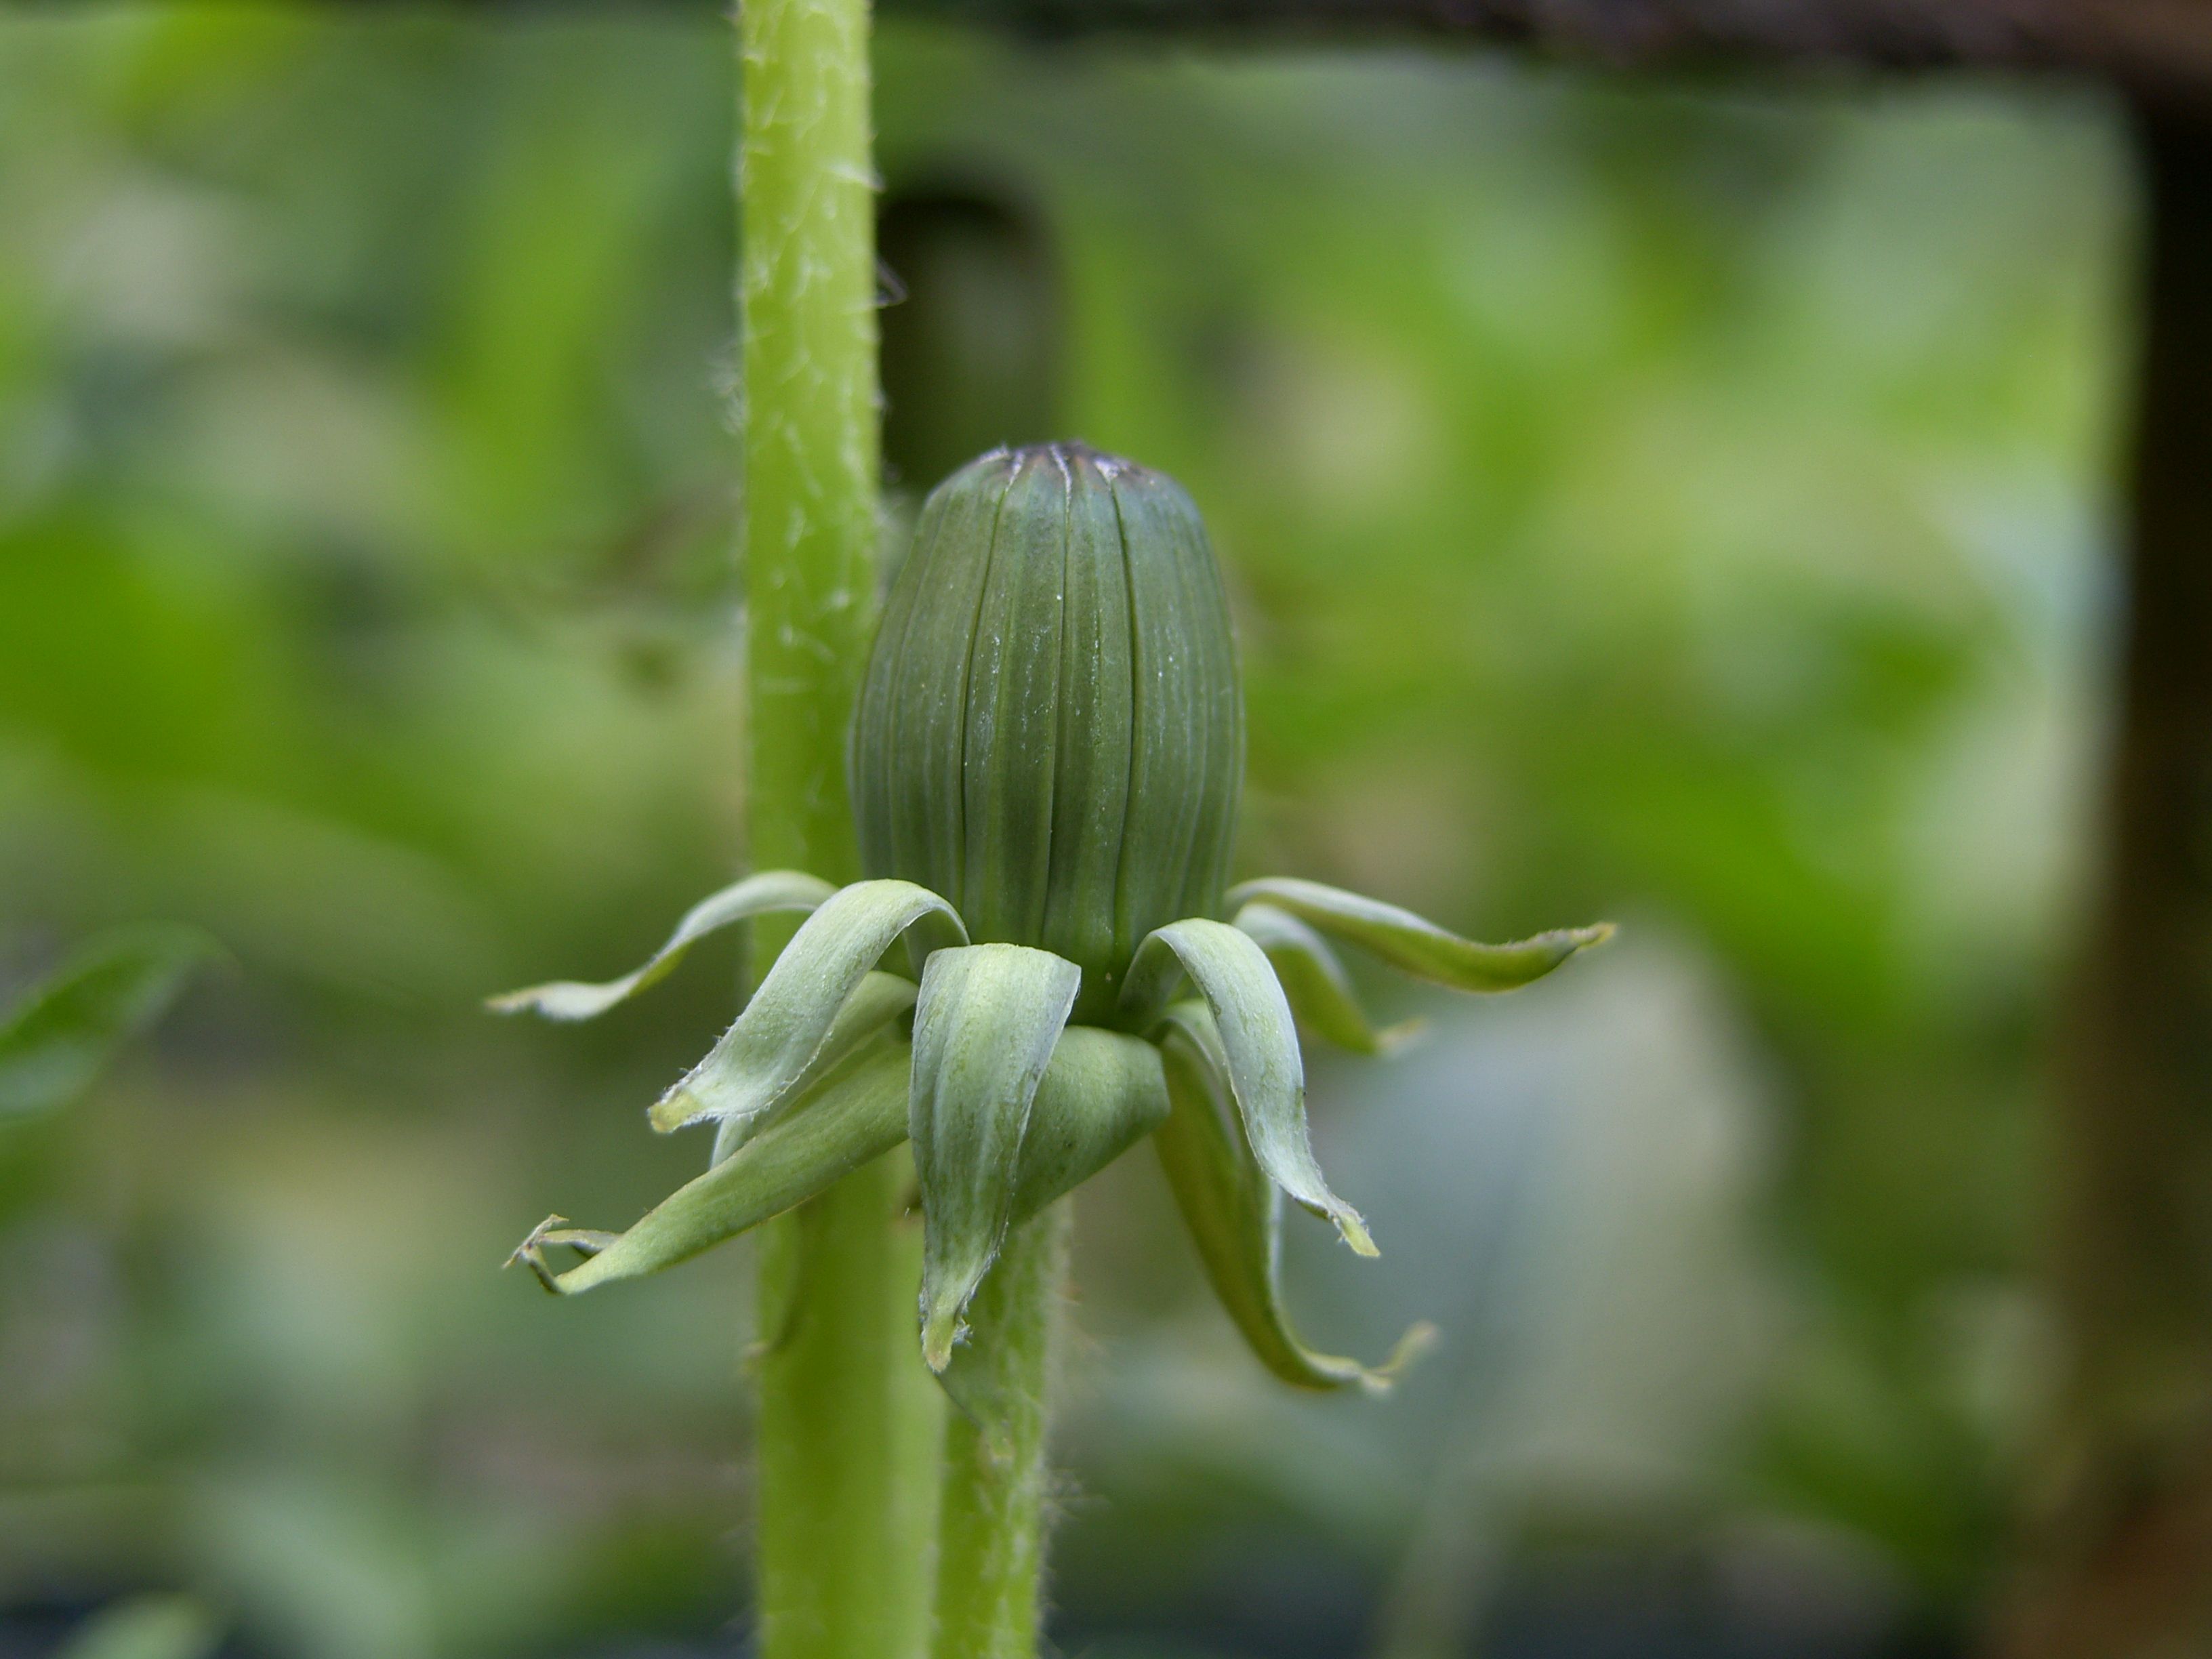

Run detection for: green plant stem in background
[[932, 1203, 1071, 1659], [739, 3, 941, 1657]]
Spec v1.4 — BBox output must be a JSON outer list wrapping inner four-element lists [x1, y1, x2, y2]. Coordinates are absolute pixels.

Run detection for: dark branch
[[885, 0, 2212, 98]]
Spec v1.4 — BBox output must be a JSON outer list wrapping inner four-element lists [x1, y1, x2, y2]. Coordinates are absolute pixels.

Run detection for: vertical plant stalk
[[1997, 105, 2212, 1659], [739, 3, 941, 1657], [932, 1203, 1072, 1659]]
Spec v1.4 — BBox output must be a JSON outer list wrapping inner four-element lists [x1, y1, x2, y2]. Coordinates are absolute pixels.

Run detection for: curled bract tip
[[648, 1089, 701, 1135], [1375, 1017, 1427, 1057], [507, 1215, 617, 1292], [1353, 1320, 1441, 1396], [922, 1306, 965, 1373]]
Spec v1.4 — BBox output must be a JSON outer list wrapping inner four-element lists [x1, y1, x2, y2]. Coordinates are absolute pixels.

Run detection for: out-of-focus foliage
[[0, 927, 218, 1122], [57, 1592, 224, 1659], [0, 7, 2125, 1657]]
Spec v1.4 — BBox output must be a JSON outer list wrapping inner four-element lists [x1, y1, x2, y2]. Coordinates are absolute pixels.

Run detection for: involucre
[[851, 443, 1244, 1025]]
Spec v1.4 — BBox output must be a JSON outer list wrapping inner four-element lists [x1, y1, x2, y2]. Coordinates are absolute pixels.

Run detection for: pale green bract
[[1232, 901, 1420, 1058], [494, 863, 1604, 1397], [1227, 876, 1615, 992], [512, 1037, 914, 1294], [650, 879, 965, 1141], [488, 870, 836, 1021], [911, 944, 1082, 1370], [710, 970, 918, 1166], [1122, 917, 1373, 1256], [1154, 1002, 1431, 1392], [1004, 1025, 1168, 1225]]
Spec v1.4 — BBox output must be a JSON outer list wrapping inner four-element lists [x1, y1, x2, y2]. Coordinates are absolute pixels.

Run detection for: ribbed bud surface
[[852, 443, 1244, 1025]]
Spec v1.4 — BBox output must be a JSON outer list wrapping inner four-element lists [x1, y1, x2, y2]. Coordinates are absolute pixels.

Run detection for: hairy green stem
[[932, 1203, 1071, 1659], [739, 3, 941, 1656]]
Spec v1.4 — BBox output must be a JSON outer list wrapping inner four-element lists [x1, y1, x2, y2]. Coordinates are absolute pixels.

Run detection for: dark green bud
[[852, 443, 1244, 1026]]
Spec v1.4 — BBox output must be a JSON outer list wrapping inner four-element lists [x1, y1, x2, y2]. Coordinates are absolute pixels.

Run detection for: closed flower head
[[499, 442, 1612, 1397], [852, 443, 1244, 1026]]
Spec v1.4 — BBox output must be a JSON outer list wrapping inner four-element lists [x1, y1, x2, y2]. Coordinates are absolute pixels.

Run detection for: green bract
[[501, 443, 1612, 1409]]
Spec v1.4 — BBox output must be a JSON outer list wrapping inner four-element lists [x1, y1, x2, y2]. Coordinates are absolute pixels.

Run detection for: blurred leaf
[[57, 1595, 223, 1659], [0, 924, 221, 1121]]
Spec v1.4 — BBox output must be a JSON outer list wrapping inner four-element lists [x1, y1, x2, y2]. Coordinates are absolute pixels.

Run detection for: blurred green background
[[0, 8, 2130, 1657]]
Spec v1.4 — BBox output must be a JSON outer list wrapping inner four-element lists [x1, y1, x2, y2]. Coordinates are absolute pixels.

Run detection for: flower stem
[[738, 3, 941, 1657], [931, 1202, 1072, 1659]]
